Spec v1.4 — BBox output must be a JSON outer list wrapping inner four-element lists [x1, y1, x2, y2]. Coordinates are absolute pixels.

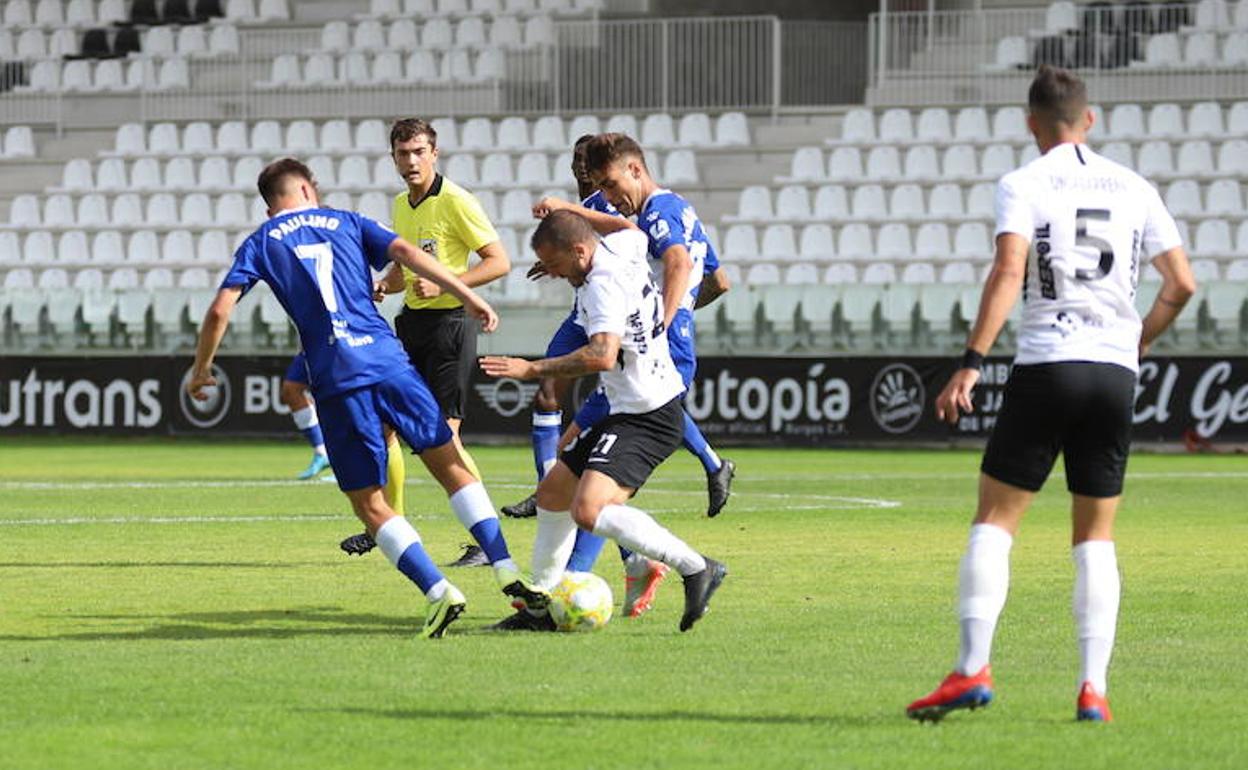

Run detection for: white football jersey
[[995, 143, 1182, 372], [576, 229, 684, 414]]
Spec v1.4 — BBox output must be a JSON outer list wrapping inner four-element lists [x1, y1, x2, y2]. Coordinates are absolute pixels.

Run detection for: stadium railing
[[868, 2, 1248, 106]]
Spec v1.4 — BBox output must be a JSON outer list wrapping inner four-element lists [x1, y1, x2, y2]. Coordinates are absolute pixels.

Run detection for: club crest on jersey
[[474, 378, 539, 417]]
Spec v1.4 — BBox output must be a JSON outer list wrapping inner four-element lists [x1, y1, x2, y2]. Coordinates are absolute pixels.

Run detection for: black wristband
[[960, 349, 984, 371]]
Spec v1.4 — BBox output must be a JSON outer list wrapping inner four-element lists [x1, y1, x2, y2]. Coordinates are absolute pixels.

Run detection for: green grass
[[1, 438, 1245, 769]]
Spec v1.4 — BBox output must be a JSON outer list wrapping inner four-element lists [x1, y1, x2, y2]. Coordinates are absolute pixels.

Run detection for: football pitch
[[1, 438, 1244, 770]]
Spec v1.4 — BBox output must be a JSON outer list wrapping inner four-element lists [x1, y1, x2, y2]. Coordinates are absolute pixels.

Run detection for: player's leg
[[909, 363, 1062, 721], [504, 308, 585, 518], [280, 375, 330, 480], [378, 367, 547, 608], [319, 387, 464, 638], [668, 311, 734, 517], [339, 424, 404, 556], [1064, 362, 1134, 722]]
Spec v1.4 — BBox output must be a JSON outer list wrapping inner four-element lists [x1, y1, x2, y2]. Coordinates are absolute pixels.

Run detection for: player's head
[[257, 157, 319, 216], [1026, 65, 1093, 147], [390, 118, 439, 193], [584, 133, 651, 217], [531, 209, 598, 287], [571, 133, 598, 199]]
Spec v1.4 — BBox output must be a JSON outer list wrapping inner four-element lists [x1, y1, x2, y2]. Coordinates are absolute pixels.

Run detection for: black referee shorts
[[394, 306, 476, 421], [981, 361, 1137, 498], [561, 397, 684, 491]]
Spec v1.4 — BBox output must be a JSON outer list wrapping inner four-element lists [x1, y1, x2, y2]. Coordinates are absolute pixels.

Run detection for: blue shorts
[[316, 367, 454, 492], [545, 308, 588, 358], [283, 352, 309, 385], [667, 308, 697, 387]]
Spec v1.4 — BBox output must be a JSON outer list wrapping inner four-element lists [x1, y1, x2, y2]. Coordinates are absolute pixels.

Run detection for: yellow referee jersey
[[391, 174, 499, 310]]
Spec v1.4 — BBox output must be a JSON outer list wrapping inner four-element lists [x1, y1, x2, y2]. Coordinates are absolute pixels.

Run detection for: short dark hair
[[531, 209, 597, 253], [257, 157, 314, 207], [584, 132, 646, 175], [1028, 65, 1088, 126], [390, 118, 437, 150], [571, 133, 596, 179]]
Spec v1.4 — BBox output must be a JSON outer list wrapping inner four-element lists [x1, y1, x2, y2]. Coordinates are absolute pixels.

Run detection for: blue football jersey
[[221, 206, 409, 398], [581, 189, 620, 216], [638, 189, 719, 311]]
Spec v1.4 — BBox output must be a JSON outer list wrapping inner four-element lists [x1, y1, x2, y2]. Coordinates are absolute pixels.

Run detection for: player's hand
[[463, 294, 499, 333], [479, 356, 534, 380], [526, 262, 549, 281], [532, 196, 570, 220], [372, 281, 387, 302], [186, 369, 216, 401], [413, 277, 442, 299], [935, 368, 981, 425], [557, 423, 581, 452]]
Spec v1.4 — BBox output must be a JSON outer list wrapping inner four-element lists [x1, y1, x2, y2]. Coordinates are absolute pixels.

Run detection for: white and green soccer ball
[[548, 571, 613, 632]]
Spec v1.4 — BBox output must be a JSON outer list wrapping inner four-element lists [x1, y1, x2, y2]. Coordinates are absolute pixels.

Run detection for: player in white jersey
[[907, 66, 1196, 723], [480, 210, 727, 633]]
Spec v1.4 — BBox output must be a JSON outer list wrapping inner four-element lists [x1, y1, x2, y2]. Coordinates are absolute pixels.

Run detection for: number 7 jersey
[[995, 143, 1183, 373]]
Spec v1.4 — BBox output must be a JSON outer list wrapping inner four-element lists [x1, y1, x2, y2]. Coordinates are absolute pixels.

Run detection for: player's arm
[[387, 237, 498, 332], [480, 332, 619, 381], [1139, 246, 1197, 358], [533, 196, 637, 235], [373, 263, 405, 300], [694, 266, 730, 310], [934, 232, 1028, 423], [458, 239, 511, 288], [188, 286, 243, 399], [658, 244, 692, 327]]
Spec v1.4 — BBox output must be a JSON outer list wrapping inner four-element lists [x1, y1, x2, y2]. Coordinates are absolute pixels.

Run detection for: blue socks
[[397, 543, 444, 594], [682, 409, 722, 474], [566, 529, 607, 572], [532, 410, 562, 481], [469, 519, 510, 564]]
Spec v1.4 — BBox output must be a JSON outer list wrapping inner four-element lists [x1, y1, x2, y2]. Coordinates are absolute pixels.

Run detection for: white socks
[[592, 504, 706, 577], [1073, 540, 1119, 696], [448, 481, 495, 530], [956, 523, 1013, 676], [374, 516, 447, 602], [532, 506, 578, 590]]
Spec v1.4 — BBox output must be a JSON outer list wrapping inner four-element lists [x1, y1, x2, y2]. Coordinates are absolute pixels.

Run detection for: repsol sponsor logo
[[1136, 360, 1248, 438], [0, 369, 161, 428], [686, 364, 850, 432]]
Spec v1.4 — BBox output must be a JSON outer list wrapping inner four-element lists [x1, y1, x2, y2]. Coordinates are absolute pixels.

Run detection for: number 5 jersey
[[995, 143, 1183, 373]]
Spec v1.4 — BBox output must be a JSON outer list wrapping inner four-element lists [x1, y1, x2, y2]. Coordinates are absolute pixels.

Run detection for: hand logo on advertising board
[[178, 363, 231, 429], [870, 363, 925, 434], [474, 378, 539, 418]]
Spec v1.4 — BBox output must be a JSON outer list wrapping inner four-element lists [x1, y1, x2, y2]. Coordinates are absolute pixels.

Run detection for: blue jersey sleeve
[[643, 202, 687, 260], [219, 236, 260, 293], [357, 214, 399, 271], [702, 239, 720, 273]]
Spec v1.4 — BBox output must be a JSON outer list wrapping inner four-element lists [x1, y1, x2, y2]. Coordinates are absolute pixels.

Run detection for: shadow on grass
[[328, 705, 878, 728], [0, 607, 416, 642], [0, 561, 353, 570]]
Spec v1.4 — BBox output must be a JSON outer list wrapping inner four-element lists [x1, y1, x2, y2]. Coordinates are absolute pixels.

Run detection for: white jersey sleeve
[[994, 174, 1035, 240], [582, 267, 628, 339], [1140, 184, 1183, 259]]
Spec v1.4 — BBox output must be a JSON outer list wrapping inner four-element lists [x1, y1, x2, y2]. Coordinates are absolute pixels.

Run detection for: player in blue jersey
[[563, 133, 735, 518], [187, 158, 547, 638]]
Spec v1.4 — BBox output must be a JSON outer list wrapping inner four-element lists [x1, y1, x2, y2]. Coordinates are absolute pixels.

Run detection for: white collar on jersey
[[270, 203, 319, 217]]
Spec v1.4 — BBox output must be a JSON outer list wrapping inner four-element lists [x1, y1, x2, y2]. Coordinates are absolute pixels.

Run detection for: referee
[[377, 118, 510, 472]]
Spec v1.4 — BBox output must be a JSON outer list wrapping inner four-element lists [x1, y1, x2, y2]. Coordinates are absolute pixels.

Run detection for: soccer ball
[[548, 571, 613, 632]]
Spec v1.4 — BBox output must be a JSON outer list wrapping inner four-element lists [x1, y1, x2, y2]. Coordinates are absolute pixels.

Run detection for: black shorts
[[981, 361, 1136, 498], [561, 397, 684, 490], [394, 306, 476, 421]]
